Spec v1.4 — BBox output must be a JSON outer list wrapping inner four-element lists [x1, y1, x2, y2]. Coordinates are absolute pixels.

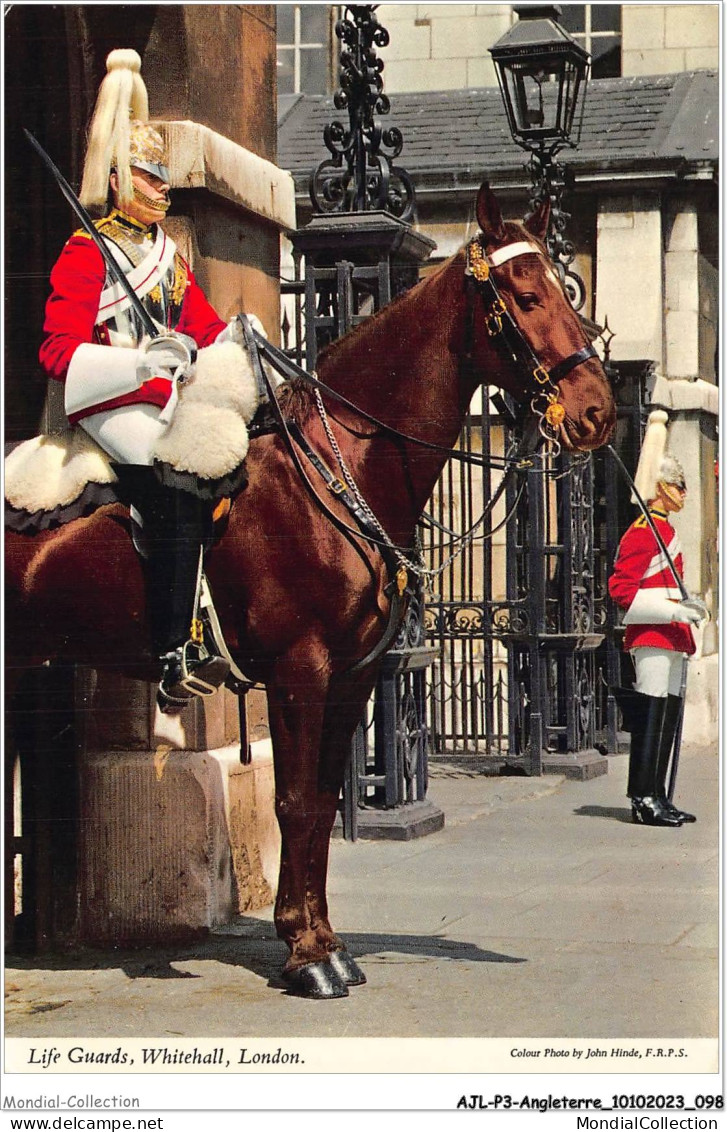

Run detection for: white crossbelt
[[96, 228, 177, 324]]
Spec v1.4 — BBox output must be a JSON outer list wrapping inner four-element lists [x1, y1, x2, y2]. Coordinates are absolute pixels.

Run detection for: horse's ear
[[524, 196, 551, 242], [476, 182, 506, 246]]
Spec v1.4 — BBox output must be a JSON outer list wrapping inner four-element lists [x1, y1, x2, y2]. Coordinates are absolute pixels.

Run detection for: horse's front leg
[[302, 671, 377, 987], [266, 651, 350, 999]]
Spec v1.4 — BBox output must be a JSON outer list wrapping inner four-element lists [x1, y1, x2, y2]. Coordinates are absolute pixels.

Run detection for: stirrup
[[157, 641, 230, 713]]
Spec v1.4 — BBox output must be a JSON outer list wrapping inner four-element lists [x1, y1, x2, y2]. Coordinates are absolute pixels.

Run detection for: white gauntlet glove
[[64, 337, 193, 418], [676, 597, 710, 625], [137, 334, 197, 383], [136, 335, 197, 384], [623, 590, 708, 626]]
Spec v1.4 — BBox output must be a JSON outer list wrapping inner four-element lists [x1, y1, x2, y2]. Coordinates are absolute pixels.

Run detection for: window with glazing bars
[[559, 4, 622, 78], [277, 5, 339, 95]]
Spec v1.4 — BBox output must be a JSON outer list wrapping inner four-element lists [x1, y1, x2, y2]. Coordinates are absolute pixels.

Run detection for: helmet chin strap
[[132, 185, 170, 212], [658, 480, 686, 510]]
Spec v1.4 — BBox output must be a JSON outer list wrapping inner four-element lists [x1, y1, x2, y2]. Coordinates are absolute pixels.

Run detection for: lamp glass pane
[[504, 60, 567, 138]]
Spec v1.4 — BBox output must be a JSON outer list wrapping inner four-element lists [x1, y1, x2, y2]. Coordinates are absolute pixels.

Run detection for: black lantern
[[489, 5, 590, 157]]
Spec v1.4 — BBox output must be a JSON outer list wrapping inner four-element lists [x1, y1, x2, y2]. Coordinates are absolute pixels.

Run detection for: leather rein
[[234, 238, 599, 671]]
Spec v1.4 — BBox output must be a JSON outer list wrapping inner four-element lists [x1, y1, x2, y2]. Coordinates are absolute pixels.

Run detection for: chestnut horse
[[5, 184, 615, 997]]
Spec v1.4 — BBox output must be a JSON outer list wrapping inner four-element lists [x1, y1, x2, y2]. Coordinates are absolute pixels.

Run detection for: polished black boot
[[134, 482, 229, 712], [656, 694, 696, 823], [627, 693, 682, 827]]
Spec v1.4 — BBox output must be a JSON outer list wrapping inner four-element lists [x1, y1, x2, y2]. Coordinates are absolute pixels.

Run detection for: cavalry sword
[[24, 128, 160, 340]]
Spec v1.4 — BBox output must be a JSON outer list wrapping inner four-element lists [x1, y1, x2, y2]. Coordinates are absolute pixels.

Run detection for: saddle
[[4, 334, 268, 531]]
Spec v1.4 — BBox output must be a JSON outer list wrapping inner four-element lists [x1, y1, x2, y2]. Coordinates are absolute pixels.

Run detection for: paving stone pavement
[[4, 745, 719, 1041]]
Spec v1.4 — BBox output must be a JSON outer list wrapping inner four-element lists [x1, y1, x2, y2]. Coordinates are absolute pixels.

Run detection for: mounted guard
[[30, 49, 263, 712], [7, 169, 617, 996]]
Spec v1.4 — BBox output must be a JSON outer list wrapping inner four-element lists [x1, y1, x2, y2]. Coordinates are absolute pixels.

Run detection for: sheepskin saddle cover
[[5, 340, 259, 522]]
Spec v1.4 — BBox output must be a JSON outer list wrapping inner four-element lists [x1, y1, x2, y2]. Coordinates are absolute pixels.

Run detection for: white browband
[[487, 241, 541, 268]]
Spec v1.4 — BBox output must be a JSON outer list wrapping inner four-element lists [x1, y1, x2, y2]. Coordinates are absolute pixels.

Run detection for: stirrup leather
[[198, 573, 255, 691]]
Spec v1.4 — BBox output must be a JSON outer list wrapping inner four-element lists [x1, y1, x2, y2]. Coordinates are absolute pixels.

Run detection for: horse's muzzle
[[558, 365, 617, 452]]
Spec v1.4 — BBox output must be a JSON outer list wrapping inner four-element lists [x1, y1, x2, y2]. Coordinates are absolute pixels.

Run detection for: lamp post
[[490, 4, 590, 309], [490, 8, 611, 776]]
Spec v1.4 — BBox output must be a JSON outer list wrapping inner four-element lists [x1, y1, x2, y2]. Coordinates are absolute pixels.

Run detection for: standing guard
[[609, 436, 707, 826], [39, 49, 253, 712]]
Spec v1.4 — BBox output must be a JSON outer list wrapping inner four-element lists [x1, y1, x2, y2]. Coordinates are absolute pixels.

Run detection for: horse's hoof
[[328, 949, 367, 986], [282, 961, 349, 999]]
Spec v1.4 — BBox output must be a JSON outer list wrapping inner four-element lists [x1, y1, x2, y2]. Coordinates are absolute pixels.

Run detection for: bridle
[[464, 236, 598, 450], [241, 237, 601, 579], [236, 239, 605, 670]]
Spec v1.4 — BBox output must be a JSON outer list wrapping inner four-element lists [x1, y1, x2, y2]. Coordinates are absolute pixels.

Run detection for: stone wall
[[622, 4, 719, 76], [374, 4, 719, 92], [376, 3, 512, 91]]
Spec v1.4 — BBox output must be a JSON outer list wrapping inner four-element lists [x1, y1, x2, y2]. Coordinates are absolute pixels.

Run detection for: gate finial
[[309, 5, 415, 221]]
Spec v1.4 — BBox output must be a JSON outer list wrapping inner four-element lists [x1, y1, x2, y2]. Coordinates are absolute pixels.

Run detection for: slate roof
[[278, 71, 718, 196]]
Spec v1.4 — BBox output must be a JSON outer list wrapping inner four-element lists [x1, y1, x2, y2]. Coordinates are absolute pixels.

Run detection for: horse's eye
[[516, 292, 539, 311]]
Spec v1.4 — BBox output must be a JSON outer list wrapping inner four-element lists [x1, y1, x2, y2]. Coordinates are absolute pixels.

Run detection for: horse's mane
[[274, 253, 467, 426], [275, 377, 316, 425]]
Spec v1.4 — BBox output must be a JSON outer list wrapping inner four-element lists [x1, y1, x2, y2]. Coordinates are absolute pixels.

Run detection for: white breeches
[[630, 647, 686, 698], [79, 403, 169, 466]]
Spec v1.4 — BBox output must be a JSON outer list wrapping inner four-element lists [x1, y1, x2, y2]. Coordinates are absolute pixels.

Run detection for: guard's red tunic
[[39, 214, 226, 424], [608, 508, 695, 655]]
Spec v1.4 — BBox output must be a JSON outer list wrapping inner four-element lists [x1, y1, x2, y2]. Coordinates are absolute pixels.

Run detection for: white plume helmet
[[632, 408, 669, 503], [657, 453, 686, 490], [79, 49, 151, 212]]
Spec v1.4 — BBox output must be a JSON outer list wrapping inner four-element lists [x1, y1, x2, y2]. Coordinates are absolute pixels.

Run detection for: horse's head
[[469, 183, 616, 452]]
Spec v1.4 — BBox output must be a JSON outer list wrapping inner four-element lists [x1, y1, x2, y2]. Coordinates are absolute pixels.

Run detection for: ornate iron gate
[[422, 396, 512, 762], [422, 402, 610, 776], [422, 355, 648, 776]]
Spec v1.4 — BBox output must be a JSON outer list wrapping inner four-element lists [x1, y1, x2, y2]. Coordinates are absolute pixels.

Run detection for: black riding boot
[[627, 693, 682, 827], [655, 694, 696, 823], [149, 487, 229, 712], [119, 473, 229, 712]]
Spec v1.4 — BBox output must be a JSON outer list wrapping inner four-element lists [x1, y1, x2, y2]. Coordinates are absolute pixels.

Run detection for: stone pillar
[[664, 199, 700, 380], [658, 196, 719, 652], [76, 673, 280, 945], [595, 193, 663, 364], [647, 195, 718, 742], [69, 7, 292, 944]]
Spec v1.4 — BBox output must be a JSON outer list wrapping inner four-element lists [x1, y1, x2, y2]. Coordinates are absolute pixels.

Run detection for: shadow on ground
[[6, 918, 527, 990], [573, 804, 633, 823]]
